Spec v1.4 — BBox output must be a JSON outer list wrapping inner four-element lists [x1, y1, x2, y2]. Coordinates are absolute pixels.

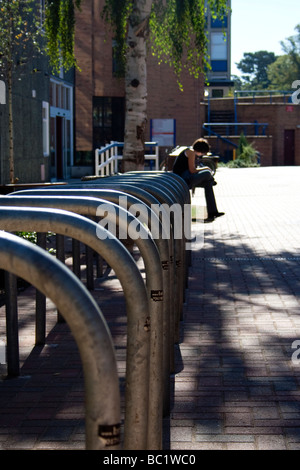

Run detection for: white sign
[[151, 119, 175, 147], [0, 339, 6, 364], [0, 80, 6, 104]]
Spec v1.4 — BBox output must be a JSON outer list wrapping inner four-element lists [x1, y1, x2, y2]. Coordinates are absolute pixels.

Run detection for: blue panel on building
[[211, 60, 228, 72], [211, 17, 228, 28]]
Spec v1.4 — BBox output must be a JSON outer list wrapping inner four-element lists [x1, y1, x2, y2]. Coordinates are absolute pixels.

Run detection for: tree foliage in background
[[235, 51, 278, 90], [267, 24, 300, 90], [267, 54, 298, 90], [233, 24, 300, 92], [101, 0, 229, 86], [280, 24, 300, 77]]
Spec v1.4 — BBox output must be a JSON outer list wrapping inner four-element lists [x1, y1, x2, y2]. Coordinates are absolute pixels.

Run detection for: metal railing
[[95, 141, 159, 176], [203, 122, 269, 137], [234, 89, 293, 104]]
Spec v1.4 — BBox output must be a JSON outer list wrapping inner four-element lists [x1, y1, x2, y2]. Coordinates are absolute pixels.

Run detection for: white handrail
[[95, 141, 159, 176]]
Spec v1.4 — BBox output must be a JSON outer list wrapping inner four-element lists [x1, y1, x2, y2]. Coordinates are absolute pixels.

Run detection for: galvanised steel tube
[[77, 171, 190, 329], [79, 173, 190, 293], [0, 203, 165, 450], [0, 207, 150, 450], [74, 179, 185, 340], [7, 189, 176, 404], [100, 177, 185, 337], [142, 171, 192, 287], [122, 174, 188, 332], [6, 190, 175, 401], [96, 200, 164, 450], [126, 171, 188, 207], [0, 231, 120, 450], [143, 171, 192, 271], [70, 180, 185, 360], [13, 189, 172, 419], [8, 186, 178, 377], [136, 171, 192, 277]]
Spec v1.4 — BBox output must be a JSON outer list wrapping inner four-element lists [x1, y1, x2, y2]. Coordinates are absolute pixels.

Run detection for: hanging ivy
[[44, 0, 229, 81], [101, 0, 133, 77], [100, 0, 229, 87], [44, 0, 82, 72], [150, 0, 229, 87]]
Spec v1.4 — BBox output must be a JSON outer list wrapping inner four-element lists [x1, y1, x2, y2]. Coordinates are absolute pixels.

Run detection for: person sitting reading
[[172, 138, 225, 223]]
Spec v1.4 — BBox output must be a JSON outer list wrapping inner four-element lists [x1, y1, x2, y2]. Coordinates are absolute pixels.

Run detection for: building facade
[[204, 93, 300, 166], [205, 0, 234, 98], [0, 0, 232, 183], [0, 54, 49, 185], [73, 0, 232, 176], [0, 1, 75, 185]]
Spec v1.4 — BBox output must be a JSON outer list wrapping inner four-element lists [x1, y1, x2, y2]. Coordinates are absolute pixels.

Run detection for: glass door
[[49, 79, 73, 180]]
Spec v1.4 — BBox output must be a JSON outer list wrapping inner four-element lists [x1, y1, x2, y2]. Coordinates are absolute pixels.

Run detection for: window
[[42, 101, 50, 156], [212, 89, 224, 98], [49, 79, 74, 173], [50, 79, 72, 111], [93, 97, 125, 149], [211, 32, 227, 60]]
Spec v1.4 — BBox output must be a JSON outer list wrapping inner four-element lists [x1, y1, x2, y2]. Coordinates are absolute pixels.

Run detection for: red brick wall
[[146, 54, 206, 149], [204, 96, 300, 166], [207, 135, 273, 166], [237, 102, 300, 166]]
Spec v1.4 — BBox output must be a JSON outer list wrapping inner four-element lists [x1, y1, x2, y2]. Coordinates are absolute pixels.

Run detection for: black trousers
[[180, 169, 218, 215]]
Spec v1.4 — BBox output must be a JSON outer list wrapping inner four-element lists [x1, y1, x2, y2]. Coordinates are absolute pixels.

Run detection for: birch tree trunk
[[122, 0, 152, 172]]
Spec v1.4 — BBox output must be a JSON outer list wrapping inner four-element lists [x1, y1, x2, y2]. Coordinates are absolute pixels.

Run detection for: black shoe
[[213, 212, 225, 219], [204, 212, 225, 223], [204, 215, 215, 223]]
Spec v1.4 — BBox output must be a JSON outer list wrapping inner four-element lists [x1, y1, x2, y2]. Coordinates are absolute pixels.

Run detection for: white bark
[[122, 0, 152, 172]]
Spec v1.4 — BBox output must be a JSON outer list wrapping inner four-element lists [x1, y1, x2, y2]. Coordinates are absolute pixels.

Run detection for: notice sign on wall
[[150, 119, 176, 147]]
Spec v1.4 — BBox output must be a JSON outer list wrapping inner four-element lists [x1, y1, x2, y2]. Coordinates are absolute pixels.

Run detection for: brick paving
[[0, 166, 300, 450], [170, 166, 300, 450]]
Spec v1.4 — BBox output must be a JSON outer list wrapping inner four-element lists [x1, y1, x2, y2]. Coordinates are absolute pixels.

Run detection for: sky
[[231, 0, 300, 76]]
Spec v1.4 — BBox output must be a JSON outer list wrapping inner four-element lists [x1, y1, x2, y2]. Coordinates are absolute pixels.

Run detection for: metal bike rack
[[0, 202, 165, 449], [0, 231, 120, 450], [76, 177, 186, 336], [0, 206, 153, 450], [7, 188, 176, 402], [8, 172, 193, 426], [84, 175, 187, 338], [10, 179, 188, 370]]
